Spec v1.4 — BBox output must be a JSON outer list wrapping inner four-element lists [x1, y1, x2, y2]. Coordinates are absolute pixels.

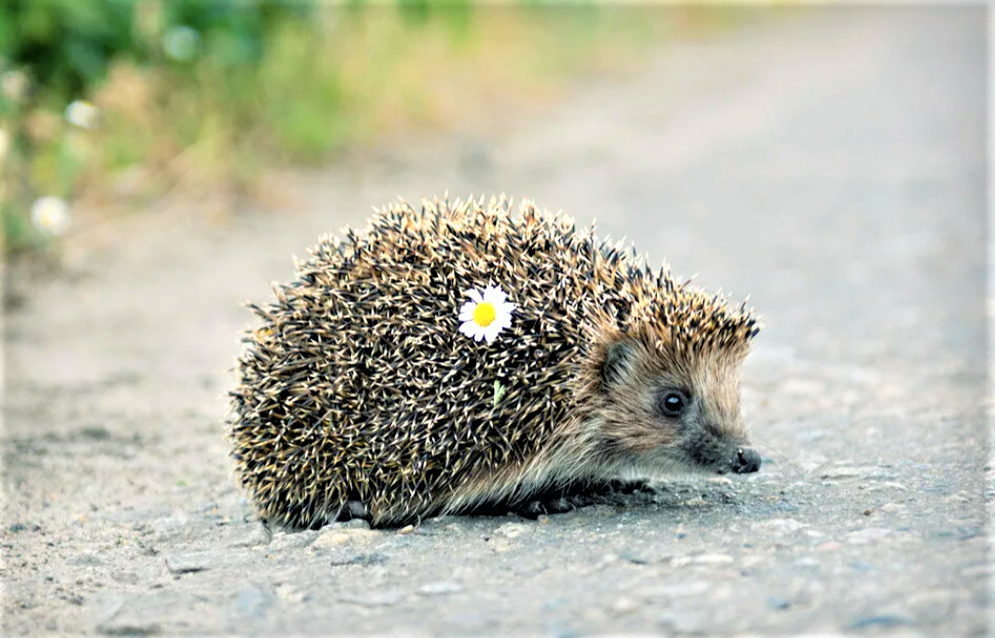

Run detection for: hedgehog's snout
[[732, 447, 761, 474]]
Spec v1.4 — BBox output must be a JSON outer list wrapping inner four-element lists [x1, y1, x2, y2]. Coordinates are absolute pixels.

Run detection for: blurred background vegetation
[[0, 0, 740, 255]]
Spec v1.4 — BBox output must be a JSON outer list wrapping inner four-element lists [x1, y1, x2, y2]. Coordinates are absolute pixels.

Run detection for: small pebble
[[757, 518, 807, 534], [417, 581, 463, 595], [164, 552, 213, 574], [268, 530, 319, 552], [312, 528, 380, 549], [846, 527, 891, 544], [329, 552, 387, 566], [846, 614, 916, 630], [338, 589, 406, 607], [767, 597, 791, 610], [611, 597, 639, 614], [494, 522, 529, 539]]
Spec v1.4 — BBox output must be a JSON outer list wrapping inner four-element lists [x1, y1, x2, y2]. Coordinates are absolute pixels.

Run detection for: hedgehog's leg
[[327, 499, 370, 523]]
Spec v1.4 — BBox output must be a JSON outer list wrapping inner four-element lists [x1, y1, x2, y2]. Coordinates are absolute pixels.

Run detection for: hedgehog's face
[[594, 336, 761, 477]]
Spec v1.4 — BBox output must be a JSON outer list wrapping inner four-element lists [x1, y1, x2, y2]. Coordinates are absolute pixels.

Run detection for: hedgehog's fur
[[228, 195, 761, 529]]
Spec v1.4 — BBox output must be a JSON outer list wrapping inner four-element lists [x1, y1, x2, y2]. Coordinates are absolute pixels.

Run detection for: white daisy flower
[[30, 196, 72, 236], [458, 285, 515, 344], [65, 100, 99, 130]]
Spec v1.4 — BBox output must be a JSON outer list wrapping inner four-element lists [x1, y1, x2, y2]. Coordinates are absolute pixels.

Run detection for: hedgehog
[[228, 195, 762, 529]]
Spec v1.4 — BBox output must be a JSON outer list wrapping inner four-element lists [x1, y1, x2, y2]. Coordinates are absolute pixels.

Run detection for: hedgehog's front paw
[[330, 500, 369, 523]]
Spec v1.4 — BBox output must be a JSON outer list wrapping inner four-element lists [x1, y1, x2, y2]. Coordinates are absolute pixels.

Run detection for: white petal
[[467, 288, 483, 303], [483, 286, 507, 305], [459, 321, 477, 337], [458, 301, 477, 322]]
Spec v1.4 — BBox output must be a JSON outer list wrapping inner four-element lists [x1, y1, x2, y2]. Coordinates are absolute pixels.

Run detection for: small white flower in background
[[1, 70, 28, 103], [0, 128, 9, 162], [65, 100, 99, 129], [30, 196, 72, 236], [459, 285, 515, 344], [162, 25, 200, 62]]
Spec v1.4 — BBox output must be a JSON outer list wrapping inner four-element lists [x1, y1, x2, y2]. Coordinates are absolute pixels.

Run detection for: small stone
[[879, 503, 904, 513], [862, 508, 874, 516], [108, 504, 175, 525], [329, 552, 388, 566], [757, 518, 807, 534], [397, 524, 415, 535], [342, 519, 372, 530], [846, 528, 892, 544], [767, 597, 791, 610], [8, 522, 37, 533], [417, 581, 463, 595], [846, 614, 916, 630], [93, 597, 162, 636], [819, 466, 867, 479], [817, 541, 841, 552], [643, 581, 711, 598], [611, 597, 639, 614], [229, 523, 271, 548], [164, 552, 214, 574], [268, 530, 320, 552], [706, 476, 733, 485], [494, 522, 529, 539], [149, 515, 191, 543], [338, 589, 406, 607], [694, 554, 734, 565], [618, 552, 650, 565], [67, 554, 104, 566], [598, 553, 619, 567], [672, 553, 734, 567], [312, 527, 380, 549], [275, 583, 308, 603]]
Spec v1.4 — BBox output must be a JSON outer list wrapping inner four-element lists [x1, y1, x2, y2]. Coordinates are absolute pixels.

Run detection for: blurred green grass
[[0, 1, 748, 254]]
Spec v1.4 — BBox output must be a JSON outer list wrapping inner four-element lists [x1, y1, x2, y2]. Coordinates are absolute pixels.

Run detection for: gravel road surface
[[3, 7, 988, 636]]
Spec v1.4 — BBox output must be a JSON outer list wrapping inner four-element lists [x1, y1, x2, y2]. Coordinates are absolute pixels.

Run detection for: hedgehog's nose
[[732, 447, 761, 474]]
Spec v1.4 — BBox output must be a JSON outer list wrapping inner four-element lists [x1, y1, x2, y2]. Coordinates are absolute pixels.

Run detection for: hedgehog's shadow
[[311, 480, 662, 530], [465, 479, 661, 520]]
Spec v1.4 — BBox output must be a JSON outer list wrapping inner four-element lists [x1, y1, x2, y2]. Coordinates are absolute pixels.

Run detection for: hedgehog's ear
[[600, 337, 637, 391]]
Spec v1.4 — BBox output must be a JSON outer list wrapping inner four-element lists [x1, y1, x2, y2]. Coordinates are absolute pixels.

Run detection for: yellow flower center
[[473, 302, 497, 327]]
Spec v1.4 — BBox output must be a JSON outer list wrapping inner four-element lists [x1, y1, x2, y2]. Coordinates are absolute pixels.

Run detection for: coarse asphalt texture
[[2, 7, 989, 637]]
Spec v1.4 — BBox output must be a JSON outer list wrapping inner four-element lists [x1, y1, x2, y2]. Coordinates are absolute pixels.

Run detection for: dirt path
[[3, 7, 987, 636]]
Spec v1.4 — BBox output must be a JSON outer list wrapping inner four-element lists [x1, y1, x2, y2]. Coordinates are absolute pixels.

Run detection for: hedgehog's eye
[[658, 390, 689, 418]]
